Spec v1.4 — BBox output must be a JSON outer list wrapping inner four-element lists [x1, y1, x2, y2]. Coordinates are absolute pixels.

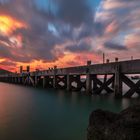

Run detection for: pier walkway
[[0, 59, 140, 98]]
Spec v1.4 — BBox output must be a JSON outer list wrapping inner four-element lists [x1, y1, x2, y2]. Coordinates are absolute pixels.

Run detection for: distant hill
[[0, 68, 13, 75]]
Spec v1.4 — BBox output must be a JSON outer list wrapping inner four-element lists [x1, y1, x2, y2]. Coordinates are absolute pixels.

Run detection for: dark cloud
[[0, 0, 97, 64], [65, 42, 91, 53], [77, 22, 105, 40], [104, 42, 127, 50], [0, 42, 15, 59], [0, 0, 139, 68], [0, 35, 10, 44], [0, 43, 33, 63], [0, 0, 66, 63], [56, 0, 93, 27]]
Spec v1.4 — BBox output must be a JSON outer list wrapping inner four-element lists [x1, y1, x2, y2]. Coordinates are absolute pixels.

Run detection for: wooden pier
[[0, 59, 140, 98]]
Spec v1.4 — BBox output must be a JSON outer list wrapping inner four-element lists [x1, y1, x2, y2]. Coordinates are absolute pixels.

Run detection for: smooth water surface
[[0, 82, 139, 140]]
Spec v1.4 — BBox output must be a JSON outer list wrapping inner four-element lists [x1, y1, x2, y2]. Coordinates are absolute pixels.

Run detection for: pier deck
[[0, 59, 140, 98]]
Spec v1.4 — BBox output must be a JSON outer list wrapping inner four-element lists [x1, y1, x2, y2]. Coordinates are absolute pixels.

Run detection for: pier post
[[35, 76, 38, 87], [53, 66, 57, 88], [67, 74, 70, 91], [104, 75, 107, 83], [115, 57, 119, 62], [22, 76, 25, 84], [11, 77, 13, 83], [86, 74, 91, 94], [92, 74, 98, 94], [106, 59, 110, 63], [53, 75, 57, 88], [14, 77, 17, 83], [86, 61, 92, 94], [18, 77, 20, 84], [43, 76, 46, 88], [114, 64, 122, 98], [112, 74, 115, 89]]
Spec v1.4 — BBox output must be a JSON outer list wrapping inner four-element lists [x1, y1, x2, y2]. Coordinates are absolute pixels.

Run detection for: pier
[[0, 59, 140, 98]]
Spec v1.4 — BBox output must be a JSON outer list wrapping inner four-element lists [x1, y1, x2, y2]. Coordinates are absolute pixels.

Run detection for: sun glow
[[0, 58, 5, 63], [0, 15, 27, 35]]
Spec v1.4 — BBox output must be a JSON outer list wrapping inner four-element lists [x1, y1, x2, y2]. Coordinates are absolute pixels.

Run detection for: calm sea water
[[0, 82, 139, 140]]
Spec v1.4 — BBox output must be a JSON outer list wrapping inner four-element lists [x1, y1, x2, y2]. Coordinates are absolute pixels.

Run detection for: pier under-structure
[[0, 59, 140, 98]]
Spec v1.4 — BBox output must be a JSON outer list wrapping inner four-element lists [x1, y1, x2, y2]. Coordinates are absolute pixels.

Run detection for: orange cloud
[[13, 52, 101, 73], [0, 58, 5, 63], [0, 15, 27, 35]]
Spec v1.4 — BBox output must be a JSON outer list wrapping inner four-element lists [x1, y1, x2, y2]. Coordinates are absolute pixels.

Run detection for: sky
[[0, 0, 140, 72]]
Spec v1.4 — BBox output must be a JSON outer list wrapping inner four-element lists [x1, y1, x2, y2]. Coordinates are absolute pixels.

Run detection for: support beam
[[53, 75, 56, 88], [114, 65, 122, 98], [104, 74, 107, 83], [45, 76, 53, 88], [55, 75, 67, 89], [112, 74, 115, 89], [67, 74, 70, 91], [86, 61, 92, 94], [53, 66, 57, 88], [18, 77, 20, 84], [93, 75, 114, 94], [68, 75, 81, 91], [22, 76, 25, 85], [124, 80, 140, 97], [43, 77, 46, 88], [86, 74, 91, 94], [122, 74, 140, 97], [35, 76, 38, 87], [92, 75, 98, 93]]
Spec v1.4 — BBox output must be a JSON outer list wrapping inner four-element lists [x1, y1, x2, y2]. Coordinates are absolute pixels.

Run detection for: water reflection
[[121, 98, 130, 110], [71, 92, 78, 105]]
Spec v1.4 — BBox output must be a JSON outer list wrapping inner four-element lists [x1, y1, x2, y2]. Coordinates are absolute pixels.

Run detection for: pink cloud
[[125, 33, 140, 49], [105, 20, 119, 35]]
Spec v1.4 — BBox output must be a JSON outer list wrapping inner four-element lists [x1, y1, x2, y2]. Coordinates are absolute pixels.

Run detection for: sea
[[0, 82, 139, 140]]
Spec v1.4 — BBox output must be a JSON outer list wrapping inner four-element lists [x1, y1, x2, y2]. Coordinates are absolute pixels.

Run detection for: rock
[[87, 105, 140, 140]]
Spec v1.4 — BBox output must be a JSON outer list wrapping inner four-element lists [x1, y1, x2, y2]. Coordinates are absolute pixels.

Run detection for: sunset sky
[[0, 0, 140, 72]]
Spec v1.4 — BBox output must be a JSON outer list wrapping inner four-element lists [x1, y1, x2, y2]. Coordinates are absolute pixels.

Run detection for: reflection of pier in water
[[0, 59, 140, 98]]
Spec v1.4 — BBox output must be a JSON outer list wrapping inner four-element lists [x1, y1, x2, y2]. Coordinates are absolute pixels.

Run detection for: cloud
[[65, 42, 92, 53], [0, 0, 140, 71], [0, 0, 97, 66], [0, 60, 16, 67], [0, 0, 66, 63], [104, 41, 127, 50], [95, 0, 140, 51], [56, 0, 93, 27], [124, 32, 140, 49]]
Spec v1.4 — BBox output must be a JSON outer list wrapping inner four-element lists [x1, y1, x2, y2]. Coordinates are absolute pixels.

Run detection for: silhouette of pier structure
[[0, 59, 140, 98]]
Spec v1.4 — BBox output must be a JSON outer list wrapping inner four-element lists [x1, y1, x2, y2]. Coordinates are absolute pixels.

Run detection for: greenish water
[[0, 82, 139, 140]]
